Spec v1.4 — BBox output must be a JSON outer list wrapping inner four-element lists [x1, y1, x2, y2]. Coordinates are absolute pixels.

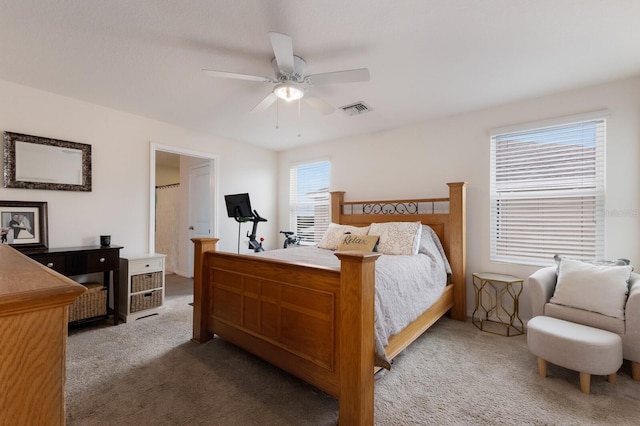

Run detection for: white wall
[[0, 79, 278, 257], [278, 75, 640, 320], [155, 164, 179, 187]]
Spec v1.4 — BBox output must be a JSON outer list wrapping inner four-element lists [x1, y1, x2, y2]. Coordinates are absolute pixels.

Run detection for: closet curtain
[[155, 184, 179, 273]]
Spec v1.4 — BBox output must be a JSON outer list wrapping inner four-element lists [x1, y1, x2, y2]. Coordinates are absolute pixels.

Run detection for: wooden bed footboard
[[192, 239, 379, 424], [191, 182, 467, 426]]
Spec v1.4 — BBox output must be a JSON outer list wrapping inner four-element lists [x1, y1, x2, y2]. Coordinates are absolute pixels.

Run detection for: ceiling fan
[[203, 32, 370, 115]]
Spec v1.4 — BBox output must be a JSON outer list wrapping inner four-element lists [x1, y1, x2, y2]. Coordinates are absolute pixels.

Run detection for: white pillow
[[368, 221, 422, 255], [549, 258, 633, 320], [317, 223, 369, 250]]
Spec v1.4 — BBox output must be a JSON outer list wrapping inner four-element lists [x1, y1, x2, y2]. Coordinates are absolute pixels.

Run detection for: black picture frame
[[0, 200, 48, 249], [3, 131, 92, 192]]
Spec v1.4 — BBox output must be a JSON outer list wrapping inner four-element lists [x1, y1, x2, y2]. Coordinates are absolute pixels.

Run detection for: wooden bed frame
[[192, 182, 467, 425]]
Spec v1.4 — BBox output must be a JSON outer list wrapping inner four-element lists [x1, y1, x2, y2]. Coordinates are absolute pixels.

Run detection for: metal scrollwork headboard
[[362, 202, 419, 215]]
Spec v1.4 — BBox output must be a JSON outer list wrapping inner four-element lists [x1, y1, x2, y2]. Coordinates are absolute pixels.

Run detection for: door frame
[[148, 142, 219, 257]]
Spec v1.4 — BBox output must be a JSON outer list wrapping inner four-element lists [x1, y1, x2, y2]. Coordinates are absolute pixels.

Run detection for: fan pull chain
[[275, 99, 279, 129], [297, 99, 301, 137]]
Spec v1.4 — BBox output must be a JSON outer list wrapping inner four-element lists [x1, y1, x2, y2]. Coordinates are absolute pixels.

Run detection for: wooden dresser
[[0, 245, 86, 425]]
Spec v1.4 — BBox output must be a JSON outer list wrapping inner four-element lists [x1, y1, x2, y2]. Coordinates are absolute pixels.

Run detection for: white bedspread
[[251, 226, 450, 369]]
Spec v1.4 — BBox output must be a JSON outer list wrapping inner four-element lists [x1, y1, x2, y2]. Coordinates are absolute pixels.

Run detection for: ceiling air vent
[[340, 102, 372, 116]]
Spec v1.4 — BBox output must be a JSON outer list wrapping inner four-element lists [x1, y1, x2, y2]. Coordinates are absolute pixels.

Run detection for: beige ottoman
[[527, 316, 623, 394]]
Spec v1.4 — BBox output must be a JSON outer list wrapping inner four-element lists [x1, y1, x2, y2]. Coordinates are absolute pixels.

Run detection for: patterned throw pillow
[[368, 221, 422, 255], [317, 223, 370, 250], [337, 234, 380, 252], [554, 254, 631, 268]]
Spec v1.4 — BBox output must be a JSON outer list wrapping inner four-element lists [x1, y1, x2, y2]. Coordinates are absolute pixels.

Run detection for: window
[[490, 112, 606, 266], [289, 160, 330, 243]]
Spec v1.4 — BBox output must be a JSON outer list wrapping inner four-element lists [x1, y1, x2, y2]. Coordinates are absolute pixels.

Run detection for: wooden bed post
[[331, 191, 345, 222], [334, 251, 380, 426], [447, 182, 467, 321], [191, 237, 219, 343]]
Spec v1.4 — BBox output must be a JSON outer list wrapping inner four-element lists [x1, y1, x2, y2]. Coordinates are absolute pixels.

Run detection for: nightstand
[[472, 272, 524, 336], [119, 254, 166, 322]]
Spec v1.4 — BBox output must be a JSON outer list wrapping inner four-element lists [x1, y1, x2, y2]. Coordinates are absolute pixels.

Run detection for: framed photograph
[[0, 201, 48, 249]]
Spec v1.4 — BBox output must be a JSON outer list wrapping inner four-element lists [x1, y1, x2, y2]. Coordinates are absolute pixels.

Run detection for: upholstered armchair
[[528, 266, 640, 380]]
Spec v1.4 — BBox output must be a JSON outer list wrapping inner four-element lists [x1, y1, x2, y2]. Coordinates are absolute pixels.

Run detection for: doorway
[[149, 143, 218, 279]]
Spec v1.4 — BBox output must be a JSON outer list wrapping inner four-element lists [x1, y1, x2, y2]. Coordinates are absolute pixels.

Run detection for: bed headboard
[[330, 182, 467, 320]]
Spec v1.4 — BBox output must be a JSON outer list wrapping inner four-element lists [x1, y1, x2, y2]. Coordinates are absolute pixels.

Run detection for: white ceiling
[[1, 1, 639, 151]]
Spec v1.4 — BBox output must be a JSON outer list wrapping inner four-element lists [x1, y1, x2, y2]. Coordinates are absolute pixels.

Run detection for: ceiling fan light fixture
[[273, 82, 304, 102]]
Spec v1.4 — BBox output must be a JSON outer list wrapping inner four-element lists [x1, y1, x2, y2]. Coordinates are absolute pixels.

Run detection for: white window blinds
[[490, 115, 606, 266], [289, 160, 330, 243]]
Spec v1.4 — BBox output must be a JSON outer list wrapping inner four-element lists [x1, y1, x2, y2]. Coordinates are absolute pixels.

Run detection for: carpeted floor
[[66, 296, 640, 425], [164, 273, 194, 301]]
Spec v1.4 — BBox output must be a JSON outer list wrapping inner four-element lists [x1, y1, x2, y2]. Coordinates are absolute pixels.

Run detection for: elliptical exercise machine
[[224, 193, 267, 253]]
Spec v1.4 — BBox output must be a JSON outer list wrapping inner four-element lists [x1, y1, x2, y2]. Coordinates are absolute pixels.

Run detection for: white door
[[188, 162, 212, 277]]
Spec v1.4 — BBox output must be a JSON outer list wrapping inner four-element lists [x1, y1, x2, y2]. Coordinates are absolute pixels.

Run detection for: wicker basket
[[131, 272, 162, 293], [130, 289, 162, 313], [69, 282, 107, 322]]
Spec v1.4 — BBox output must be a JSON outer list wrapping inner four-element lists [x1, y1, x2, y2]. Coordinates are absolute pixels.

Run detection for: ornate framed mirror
[[3, 132, 92, 191]]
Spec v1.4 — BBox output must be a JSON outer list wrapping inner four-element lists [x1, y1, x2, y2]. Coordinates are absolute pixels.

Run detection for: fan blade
[[268, 32, 295, 74], [251, 92, 278, 113], [303, 95, 335, 115], [306, 68, 370, 86], [203, 69, 273, 83]]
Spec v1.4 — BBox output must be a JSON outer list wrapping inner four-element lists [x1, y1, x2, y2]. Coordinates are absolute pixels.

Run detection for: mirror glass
[[3, 132, 92, 191], [16, 141, 83, 185]]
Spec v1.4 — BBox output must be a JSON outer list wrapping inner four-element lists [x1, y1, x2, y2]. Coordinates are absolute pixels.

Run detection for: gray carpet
[[163, 273, 194, 301], [66, 297, 640, 425]]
